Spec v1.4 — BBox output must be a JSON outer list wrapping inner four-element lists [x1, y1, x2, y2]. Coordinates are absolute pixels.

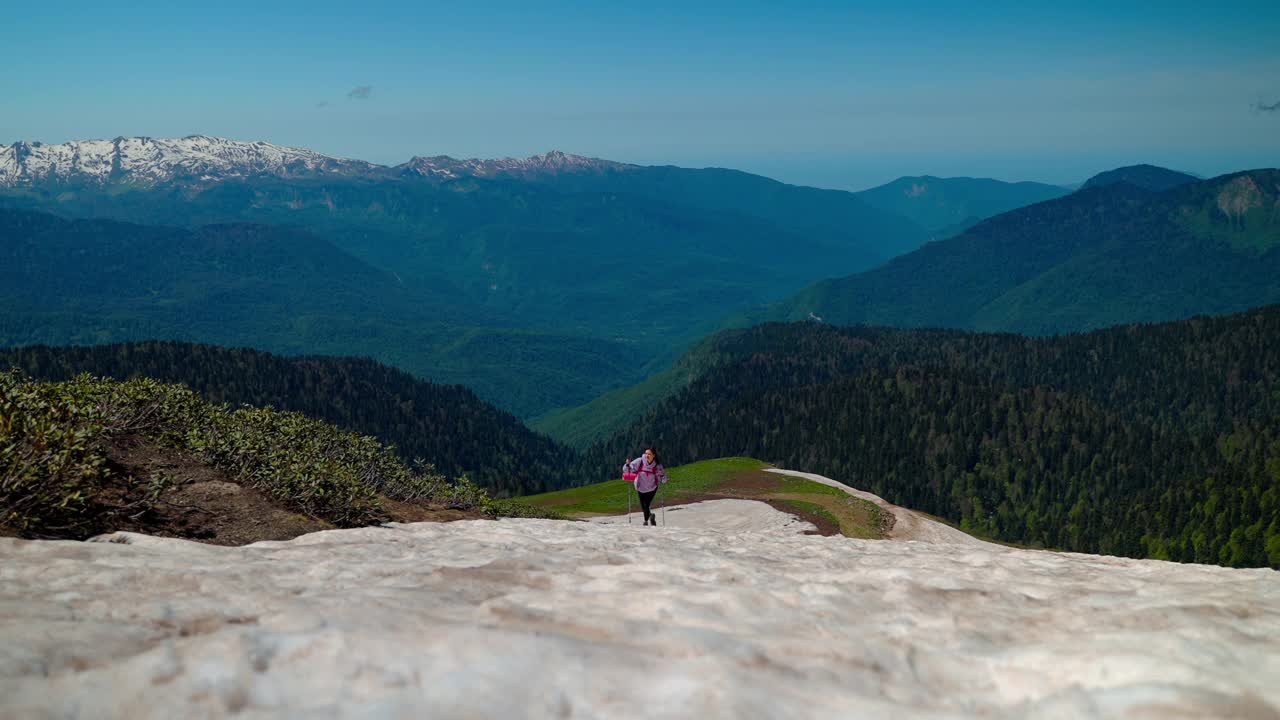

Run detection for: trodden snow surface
[[2, 473, 1279, 719]]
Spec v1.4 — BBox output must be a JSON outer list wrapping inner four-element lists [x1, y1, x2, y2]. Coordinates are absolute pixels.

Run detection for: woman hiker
[[623, 446, 668, 526]]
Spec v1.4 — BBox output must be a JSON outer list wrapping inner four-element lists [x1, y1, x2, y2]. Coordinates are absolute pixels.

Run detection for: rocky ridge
[[0, 136, 624, 188]]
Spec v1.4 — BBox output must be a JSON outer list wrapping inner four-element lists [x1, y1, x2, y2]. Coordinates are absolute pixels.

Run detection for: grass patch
[[757, 475, 850, 498], [521, 457, 769, 515], [520, 457, 888, 539], [764, 492, 885, 538]]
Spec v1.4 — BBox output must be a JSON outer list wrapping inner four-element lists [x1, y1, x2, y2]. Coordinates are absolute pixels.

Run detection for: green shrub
[[444, 474, 488, 511], [1, 372, 548, 533], [0, 371, 110, 536]]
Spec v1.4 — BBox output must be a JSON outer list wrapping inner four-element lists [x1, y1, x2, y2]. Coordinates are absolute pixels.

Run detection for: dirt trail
[[764, 468, 994, 546]]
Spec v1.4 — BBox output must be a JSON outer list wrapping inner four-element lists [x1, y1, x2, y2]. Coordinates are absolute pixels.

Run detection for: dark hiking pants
[[638, 489, 657, 524]]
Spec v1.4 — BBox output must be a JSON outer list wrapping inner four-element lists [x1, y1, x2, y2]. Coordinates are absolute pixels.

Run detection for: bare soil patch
[[102, 436, 333, 545], [380, 497, 483, 524]]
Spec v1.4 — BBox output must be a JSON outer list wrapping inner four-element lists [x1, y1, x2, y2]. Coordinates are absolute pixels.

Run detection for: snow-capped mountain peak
[[0, 135, 382, 187], [397, 150, 631, 179], [0, 136, 632, 188]]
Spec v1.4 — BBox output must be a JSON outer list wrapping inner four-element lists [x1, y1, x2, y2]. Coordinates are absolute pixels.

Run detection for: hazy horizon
[[4, 1, 1278, 191], [0, 131, 1253, 192]]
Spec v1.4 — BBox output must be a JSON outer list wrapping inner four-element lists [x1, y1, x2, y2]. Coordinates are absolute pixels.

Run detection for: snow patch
[[0, 136, 633, 188], [590, 497, 820, 534], [0, 135, 380, 187], [398, 150, 632, 179], [2, 500, 1278, 717]]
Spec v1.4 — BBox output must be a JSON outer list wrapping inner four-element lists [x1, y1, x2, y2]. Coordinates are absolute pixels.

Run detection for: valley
[[6, 6, 1280, 717]]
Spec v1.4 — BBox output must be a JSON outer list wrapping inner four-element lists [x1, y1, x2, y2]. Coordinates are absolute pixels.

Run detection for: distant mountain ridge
[[853, 175, 1071, 235], [399, 150, 628, 179], [0, 134, 933, 256], [0, 134, 647, 189], [10, 135, 1242, 426], [1080, 164, 1199, 192], [0, 135, 935, 399], [0, 135, 384, 187], [538, 164, 1280, 447], [0, 135, 658, 190], [769, 168, 1280, 335]]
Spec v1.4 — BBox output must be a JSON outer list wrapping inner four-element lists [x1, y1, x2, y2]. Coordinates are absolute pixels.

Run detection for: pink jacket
[[623, 457, 668, 493]]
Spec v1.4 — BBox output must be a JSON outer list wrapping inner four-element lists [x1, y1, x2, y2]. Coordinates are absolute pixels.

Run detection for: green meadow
[[520, 457, 887, 539]]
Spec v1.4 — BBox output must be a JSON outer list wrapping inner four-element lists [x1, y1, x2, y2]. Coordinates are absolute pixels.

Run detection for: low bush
[[0, 371, 109, 536], [2, 372, 529, 536]]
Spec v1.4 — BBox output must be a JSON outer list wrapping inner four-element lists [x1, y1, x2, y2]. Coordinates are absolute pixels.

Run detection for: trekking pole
[[627, 479, 632, 525], [659, 484, 665, 527]]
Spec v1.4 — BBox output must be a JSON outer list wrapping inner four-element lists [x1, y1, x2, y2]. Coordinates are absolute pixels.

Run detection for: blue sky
[[4, 1, 1278, 190]]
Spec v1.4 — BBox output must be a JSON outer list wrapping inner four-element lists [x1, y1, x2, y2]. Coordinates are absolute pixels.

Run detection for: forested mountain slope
[[585, 307, 1280, 567], [771, 170, 1280, 335], [0, 207, 639, 417]]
